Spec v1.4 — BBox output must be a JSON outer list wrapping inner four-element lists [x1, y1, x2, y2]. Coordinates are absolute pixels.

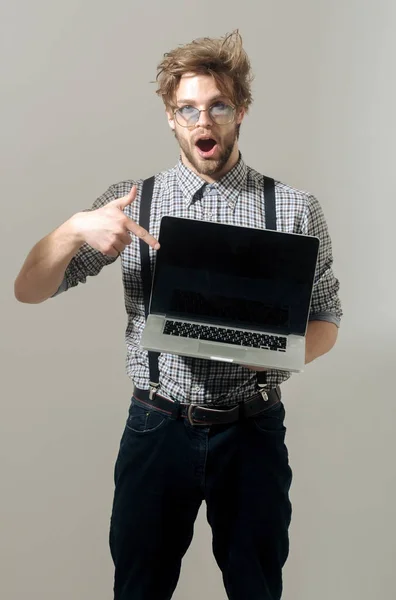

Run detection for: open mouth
[[195, 138, 218, 158]]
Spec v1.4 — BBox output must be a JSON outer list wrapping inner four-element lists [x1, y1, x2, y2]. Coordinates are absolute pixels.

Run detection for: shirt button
[[192, 385, 201, 393], [206, 211, 213, 218]]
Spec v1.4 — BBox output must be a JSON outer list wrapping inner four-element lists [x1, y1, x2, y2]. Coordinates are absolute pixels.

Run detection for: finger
[[113, 241, 126, 254], [119, 232, 134, 246], [112, 185, 137, 210], [103, 246, 122, 258], [126, 219, 160, 250]]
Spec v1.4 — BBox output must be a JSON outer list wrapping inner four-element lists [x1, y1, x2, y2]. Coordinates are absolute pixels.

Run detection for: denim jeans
[[109, 391, 293, 599]]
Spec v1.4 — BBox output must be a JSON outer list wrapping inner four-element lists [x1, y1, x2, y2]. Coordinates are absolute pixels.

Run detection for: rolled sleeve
[[303, 195, 343, 327]]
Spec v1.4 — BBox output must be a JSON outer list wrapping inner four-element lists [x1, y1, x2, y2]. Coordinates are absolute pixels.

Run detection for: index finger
[[126, 218, 160, 250]]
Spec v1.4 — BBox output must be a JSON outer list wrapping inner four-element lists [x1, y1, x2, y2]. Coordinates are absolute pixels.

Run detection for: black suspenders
[[139, 176, 160, 396], [263, 175, 277, 231], [139, 175, 277, 397]]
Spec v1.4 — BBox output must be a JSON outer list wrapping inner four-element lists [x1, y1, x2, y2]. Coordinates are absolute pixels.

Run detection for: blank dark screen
[[150, 217, 319, 336]]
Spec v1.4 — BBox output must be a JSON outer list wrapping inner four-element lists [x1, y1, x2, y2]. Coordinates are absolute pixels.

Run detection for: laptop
[[140, 216, 320, 372]]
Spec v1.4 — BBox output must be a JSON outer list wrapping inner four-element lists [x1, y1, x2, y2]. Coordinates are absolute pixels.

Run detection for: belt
[[132, 386, 281, 427]]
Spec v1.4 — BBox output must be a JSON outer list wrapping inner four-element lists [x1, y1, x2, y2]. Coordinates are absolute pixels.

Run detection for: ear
[[236, 106, 246, 125], [166, 108, 176, 131]]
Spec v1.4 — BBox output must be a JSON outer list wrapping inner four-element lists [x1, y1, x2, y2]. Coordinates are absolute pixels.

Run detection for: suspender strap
[[139, 177, 160, 391], [263, 176, 276, 230], [258, 176, 277, 387]]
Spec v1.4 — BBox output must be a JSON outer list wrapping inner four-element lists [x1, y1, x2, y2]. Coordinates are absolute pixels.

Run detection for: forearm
[[305, 320, 338, 364], [245, 319, 339, 372], [14, 215, 83, 304]]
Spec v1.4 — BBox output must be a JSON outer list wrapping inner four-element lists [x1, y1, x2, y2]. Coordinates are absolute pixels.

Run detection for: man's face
[[167, 74, 245, 180]]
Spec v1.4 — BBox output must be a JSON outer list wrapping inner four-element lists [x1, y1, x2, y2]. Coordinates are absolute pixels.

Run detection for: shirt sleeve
[[303, 195, 343, 327], [51, 183, 125, 297]]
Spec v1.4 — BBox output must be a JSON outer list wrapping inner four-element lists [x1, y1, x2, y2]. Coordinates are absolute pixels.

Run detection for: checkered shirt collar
[[175, 153, 248, 210]]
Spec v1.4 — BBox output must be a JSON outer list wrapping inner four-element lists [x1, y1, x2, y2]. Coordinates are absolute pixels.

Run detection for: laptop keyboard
[[163, 320, 287, 352]]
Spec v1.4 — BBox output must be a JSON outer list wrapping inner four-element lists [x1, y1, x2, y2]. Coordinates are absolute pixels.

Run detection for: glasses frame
[[173, 102, 237, 128]]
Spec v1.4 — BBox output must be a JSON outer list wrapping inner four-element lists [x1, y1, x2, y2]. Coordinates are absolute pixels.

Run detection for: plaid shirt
[[54, 155, 342, 406]]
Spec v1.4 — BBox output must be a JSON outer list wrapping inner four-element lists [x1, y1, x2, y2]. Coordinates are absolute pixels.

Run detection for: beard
[[174, 124, 240, 177]]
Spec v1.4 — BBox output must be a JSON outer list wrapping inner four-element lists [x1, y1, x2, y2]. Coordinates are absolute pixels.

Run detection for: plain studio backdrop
[[1, 1, 395, 599]]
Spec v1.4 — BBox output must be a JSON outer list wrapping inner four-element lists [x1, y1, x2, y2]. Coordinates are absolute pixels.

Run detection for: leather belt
[[132, 386, 282, 427]]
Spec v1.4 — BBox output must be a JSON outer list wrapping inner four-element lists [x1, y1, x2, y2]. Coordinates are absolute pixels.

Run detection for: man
[[14, 30, 342, 600]]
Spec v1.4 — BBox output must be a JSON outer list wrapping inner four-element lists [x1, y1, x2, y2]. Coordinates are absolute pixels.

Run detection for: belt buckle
[[187, 404, 207, 427], [187, 404, 238, 426]]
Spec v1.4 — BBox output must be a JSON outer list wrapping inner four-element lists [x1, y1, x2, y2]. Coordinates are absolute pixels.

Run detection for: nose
[[195, 109, 213, 128]]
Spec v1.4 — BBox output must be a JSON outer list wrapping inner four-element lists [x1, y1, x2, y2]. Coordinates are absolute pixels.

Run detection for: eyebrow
[[176, 95, 227, 106]]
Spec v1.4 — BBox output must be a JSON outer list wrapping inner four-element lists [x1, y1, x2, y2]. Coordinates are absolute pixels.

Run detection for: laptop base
[[141, 315, 305, 373]]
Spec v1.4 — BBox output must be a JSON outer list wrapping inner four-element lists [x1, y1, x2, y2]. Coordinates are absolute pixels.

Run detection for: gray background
[[1, 1, 395, 598]]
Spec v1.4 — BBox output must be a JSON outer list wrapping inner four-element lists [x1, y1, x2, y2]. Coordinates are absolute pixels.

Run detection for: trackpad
[[198, 342, 247, 361]]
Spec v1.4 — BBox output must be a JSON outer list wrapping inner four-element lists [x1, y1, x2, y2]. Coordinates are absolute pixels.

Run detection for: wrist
[[66, 212, 86, 248]]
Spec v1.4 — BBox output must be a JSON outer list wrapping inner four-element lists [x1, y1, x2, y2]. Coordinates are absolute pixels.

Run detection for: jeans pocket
[[125, 397, 171, 434], [251, 401, 286, 434]]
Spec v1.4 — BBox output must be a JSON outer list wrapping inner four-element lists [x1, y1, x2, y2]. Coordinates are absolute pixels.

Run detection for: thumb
[[112, 185, 137, 210]]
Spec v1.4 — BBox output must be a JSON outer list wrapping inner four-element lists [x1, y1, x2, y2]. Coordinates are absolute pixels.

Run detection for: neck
[[182, 144, 240, 183]]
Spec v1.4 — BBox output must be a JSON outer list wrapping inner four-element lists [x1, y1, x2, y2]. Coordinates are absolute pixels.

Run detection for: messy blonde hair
[[156, 30, 253, 111]]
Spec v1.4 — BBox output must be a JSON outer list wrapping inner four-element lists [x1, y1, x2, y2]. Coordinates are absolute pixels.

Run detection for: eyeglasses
[[173, 102, 236, 127]]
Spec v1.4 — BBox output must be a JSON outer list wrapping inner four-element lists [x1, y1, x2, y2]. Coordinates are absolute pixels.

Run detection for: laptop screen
[[150, 217, 320, 336]]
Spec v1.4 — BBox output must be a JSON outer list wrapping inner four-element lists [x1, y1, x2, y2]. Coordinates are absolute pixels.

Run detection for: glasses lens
[[174, 103, 235, 127], [209, 103, 235, 124], [175, 106, 199, 127]]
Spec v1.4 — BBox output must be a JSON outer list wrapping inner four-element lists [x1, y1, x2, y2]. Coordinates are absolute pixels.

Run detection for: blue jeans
[[109, 391, 292, 599]]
